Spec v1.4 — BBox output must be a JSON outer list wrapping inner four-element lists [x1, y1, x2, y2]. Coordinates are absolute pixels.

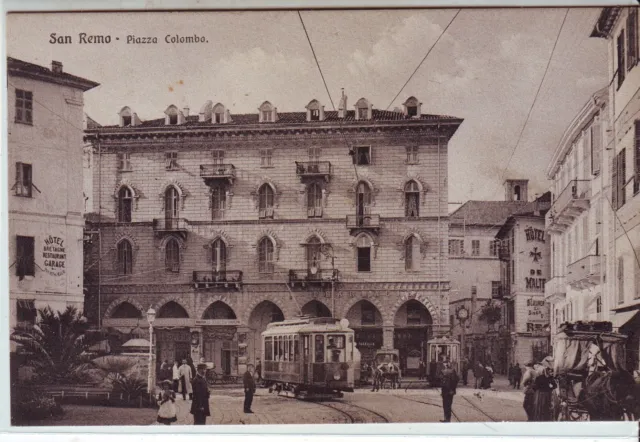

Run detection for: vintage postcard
[[5, 4, 640, 428]]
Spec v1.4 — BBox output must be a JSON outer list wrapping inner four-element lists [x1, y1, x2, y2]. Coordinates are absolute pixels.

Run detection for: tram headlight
[[333, 372, 341, 381]]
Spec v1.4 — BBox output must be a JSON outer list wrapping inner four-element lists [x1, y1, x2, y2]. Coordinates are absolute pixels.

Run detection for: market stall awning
[[612, 310, 640, 330]]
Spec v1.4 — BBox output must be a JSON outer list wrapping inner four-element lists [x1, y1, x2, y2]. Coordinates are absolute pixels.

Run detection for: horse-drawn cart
[[551, 321, 636, 421]]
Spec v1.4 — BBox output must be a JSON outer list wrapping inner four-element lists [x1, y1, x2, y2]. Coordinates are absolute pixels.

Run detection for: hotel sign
[[43, 235, 66, 276]]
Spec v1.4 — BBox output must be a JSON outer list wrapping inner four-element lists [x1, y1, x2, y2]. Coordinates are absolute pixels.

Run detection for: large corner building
[[84, 95, 462, 376]]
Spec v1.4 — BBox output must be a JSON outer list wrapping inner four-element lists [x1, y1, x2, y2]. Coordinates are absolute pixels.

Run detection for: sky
[[6, 9, 609, 206]]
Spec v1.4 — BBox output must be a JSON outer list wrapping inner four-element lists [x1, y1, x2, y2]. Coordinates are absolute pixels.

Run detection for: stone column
[[382, 326, 394, 349], [237, 326, 251, 375], [190, 327, 202, 362]]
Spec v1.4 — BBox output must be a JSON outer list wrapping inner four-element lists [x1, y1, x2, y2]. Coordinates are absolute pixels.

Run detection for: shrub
[[11, 386, 64, 425], [112, 375, 147, 400]]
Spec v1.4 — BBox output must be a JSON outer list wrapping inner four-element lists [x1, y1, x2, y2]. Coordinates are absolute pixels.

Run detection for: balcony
[[498, 244, 511, 261], [295, 161, 332, 182], [346, 214, 381, 235], [567, 255, 604, 290], [547, 180, 591, 233], [288, 268, 338, 289], [153, 218, 188, 239], [545, 276, 567, 303], [200, 164, 236, 185], [193, 270, 243, 290]]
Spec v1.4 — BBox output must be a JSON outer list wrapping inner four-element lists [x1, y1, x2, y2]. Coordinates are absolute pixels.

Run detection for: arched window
[[356, 181, 372, 224], [165, 186, 179, 220], [356, 235, 372, 272], [258, 237, 274, 273], [118, 186, 133, 222], [307, 183, 323, 218], [405, 235, 421, 271], [211, 184, 226, 219], [117, 240, 133, 275], [165, 238, 180, 272], [212, 239, 227, 273], [258, 184, 275, 219], [307, 236, 322, 270], [405, 181, 420, 218]]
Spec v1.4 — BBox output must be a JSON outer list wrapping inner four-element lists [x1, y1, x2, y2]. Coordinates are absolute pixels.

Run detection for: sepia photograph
[[4, 4, 640, 427]]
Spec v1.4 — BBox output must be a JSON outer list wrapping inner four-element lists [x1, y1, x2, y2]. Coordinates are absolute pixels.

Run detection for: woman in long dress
[[521, 362, 537, 421], [532, 367, 557, 421]]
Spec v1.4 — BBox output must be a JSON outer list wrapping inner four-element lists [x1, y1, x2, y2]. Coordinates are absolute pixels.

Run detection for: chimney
[[338, 88, 347, 118], [183, 106, 190, 117], [51, 61, 63, 74]]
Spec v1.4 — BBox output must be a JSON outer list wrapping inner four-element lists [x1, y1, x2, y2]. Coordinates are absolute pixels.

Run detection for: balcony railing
[[153, 218, 188, 238], [193, 270, 243, 290], [200, 164, 236, 185], [288, 268, 338, 288], [547, 180, 590, 233], [567, 255, 603, 290], [346, 214, 381, 234], [545, 276, 567, 303], [295, 161, 332, 181]]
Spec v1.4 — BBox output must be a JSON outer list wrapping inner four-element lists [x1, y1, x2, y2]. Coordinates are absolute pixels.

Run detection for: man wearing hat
[[243, 364, 256, 413], [190, 363, 210, 425], [439, 362, 459, 423]]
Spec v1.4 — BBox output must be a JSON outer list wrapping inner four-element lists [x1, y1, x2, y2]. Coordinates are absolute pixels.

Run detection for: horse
[[579, 370, 637, 421], [371, 362, 401, 390]]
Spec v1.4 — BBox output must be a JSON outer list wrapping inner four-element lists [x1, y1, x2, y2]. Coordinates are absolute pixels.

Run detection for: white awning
[[612, 310, 639, 330]]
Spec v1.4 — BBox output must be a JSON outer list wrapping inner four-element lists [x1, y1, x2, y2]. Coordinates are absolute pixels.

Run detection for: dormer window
[[212, 103, 229, 124], [402, 97, 422, 118], [164, 105, 183, 125], [169, 114, 178, 125], [306, 99, 324, 122], [262, 110, 273, 122], [407, 106, 417, 117], [118, 106, 138, 127], [354, 98, 371, 120], [358, 107, 368, 119], [311, 109, 320, 121], [215, 112, 223, 123], [122, 115, 132, 126], [259, 101, 277, 123]]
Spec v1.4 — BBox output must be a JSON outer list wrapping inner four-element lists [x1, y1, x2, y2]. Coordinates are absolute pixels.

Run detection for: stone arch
[[301, 299, 332, 318], [251, 178, 280, 209], [202, 300, 237, 320], [388, 293, 439, 326], [153, 296, 193, 318], [349, 231, 379, 259], [355, 97, 370, 108], [104, 296, 146, 319], [253, 230, 282, 261], [195, 294, 238, 320], [203, 232, 233, 262], [111, 233, 139, 272], [304, 228, 329, 244], [348, 177, 380, 207], [397, 228, 429, 260], [242, 294, 291, 325], [159, 179, 190, 210], [112, 179, 141, 211], [397, 176, 429, 207], [259, 101, 274, 111], [341, 297, 386, 325]]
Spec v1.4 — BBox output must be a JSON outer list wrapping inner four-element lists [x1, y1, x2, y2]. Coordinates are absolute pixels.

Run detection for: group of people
[[471, 360, 494, 389], [155, 358, 259, 425], [522, 360, 557, 421]]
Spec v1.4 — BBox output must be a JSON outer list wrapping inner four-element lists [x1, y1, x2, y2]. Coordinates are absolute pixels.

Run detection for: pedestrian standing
[[255, 359, 262, 383], [512, 363, 522, 389], [473, 361, 484, 389], [461, 358, 469, 386], [522, 361, 537, 421], [418, 360, 425, 380], [187, 356, 197, 382], [532, 365, 556, 421], [179, 359, 193, 400], [190, 363, 211, 425], [439, 362, 459, 423], [507, 364, 514, 387], [156, 380, 177, 425], [160, 360, 170, 381], [243, 364, 256, 413], [172, 360, 180, 394]]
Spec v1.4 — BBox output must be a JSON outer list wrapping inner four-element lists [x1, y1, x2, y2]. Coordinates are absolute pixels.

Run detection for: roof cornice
[[9, 66, 99, 92], [546, 87, 608, 179], [590, 7, 623, 39]]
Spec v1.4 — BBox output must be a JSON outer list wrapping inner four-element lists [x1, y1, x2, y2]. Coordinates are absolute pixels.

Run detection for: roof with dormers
[[95, 109, 461, 130], [8, 57, 99, 91]]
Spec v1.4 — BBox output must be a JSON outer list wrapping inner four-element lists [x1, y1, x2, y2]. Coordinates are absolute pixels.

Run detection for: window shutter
[[620, 149, 627, 206], [592, 121, 602, 175], [628, 9, 638, 68], [612, 152, 619, 210], [618, 32, 626, 88], [14, 162, 22, 194]]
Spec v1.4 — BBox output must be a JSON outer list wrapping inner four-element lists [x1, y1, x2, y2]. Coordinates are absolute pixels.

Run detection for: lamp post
[[456, 306, 469, 361], [146, 306, 156, 394], [319, 244, 337, 318]]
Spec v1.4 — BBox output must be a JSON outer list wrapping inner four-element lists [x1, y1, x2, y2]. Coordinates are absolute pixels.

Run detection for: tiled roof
[[449, 201, 534, 226], [8, 57, 99, 91], [97, 109, 461, 130], [85, 114, 101, 129]]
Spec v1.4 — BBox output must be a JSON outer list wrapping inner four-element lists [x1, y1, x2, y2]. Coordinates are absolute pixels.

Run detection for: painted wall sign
[[525, 227, 545, 243], [527, 298, 547, 321], [525, 277, 546, 291], [43, 235, 66, 276]]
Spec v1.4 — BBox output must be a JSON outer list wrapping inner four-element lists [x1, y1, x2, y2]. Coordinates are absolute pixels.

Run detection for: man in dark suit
[[440, 362, 459, 423], [243, 364, 256, 414], [190, 363, 210, 425]]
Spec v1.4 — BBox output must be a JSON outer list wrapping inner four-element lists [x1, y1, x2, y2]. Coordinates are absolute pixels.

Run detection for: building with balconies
[[545, 87, 611, 344], [591, 7, 640, 371], [8, 58, 99, 335], [448, 179, 539, 374], [83, 93, 463, 377]]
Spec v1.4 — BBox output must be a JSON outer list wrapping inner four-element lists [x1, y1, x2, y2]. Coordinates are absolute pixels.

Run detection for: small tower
[[504, 179, 529, 202]]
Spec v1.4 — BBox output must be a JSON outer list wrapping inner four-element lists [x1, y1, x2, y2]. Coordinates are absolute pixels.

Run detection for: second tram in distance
[[261, 316, 360, 399]]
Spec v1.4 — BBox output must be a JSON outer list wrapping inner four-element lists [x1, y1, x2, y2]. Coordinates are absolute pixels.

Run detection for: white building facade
[[592, 7, 640, 371], [8, 57, 98, 329], [545, 87, 612, 342]]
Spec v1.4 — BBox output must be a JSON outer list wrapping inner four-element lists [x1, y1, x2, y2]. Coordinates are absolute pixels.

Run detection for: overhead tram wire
[[488, 8, 570, 201], [297, 10, 359, 183], [385, 9, 461, 111]]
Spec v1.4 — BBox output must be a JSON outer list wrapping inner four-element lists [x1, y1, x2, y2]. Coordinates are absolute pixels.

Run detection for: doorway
[[174, 342, 190, 363]]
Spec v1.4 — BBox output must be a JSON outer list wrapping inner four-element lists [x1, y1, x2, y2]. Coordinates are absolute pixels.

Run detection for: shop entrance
[[393, 299, 433, 376]]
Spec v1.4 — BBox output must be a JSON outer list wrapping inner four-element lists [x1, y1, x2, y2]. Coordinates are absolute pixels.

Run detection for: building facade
[[497, 192, 552, 366], [84, 95, 462, 376], [8, 57, 99, 331], [545, 88, 612, 342], [591, 7, 640, 371], [448, 180, 534, 374]]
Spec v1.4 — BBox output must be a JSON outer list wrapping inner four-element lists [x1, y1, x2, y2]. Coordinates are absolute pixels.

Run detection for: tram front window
[[327, 334, 346, 363]]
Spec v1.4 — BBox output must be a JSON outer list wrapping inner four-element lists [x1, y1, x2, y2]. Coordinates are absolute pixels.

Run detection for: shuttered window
[[628, 8, 638, 70], [618, 257, 625, 304], [612, 149, 627, 210], [16, 236, 35, 278], [617, 31, 626, 89], [591, 120, 602, 175]]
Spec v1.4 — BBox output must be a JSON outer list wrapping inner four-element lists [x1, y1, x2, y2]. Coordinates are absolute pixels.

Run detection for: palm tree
[[11, 305, 104, 384]]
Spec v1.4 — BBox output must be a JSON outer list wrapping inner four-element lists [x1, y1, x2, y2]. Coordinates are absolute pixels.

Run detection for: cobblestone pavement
[[163, 386, 527, 425]]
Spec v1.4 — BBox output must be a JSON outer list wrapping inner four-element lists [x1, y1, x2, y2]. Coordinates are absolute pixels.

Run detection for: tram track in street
[[460, 395, 498, 422], [390, 394, 460, 422], [310, 400, 391, 424]]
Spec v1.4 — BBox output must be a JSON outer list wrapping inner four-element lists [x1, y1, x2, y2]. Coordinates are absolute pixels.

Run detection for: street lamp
[[146, 306, 156, 394], [456, 306, 469, 360], [319, 244, 337, 318]]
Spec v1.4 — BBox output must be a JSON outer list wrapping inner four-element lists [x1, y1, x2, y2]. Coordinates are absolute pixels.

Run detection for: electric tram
[[261, 316, 359, 399], [426, 336, 460, 387]]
